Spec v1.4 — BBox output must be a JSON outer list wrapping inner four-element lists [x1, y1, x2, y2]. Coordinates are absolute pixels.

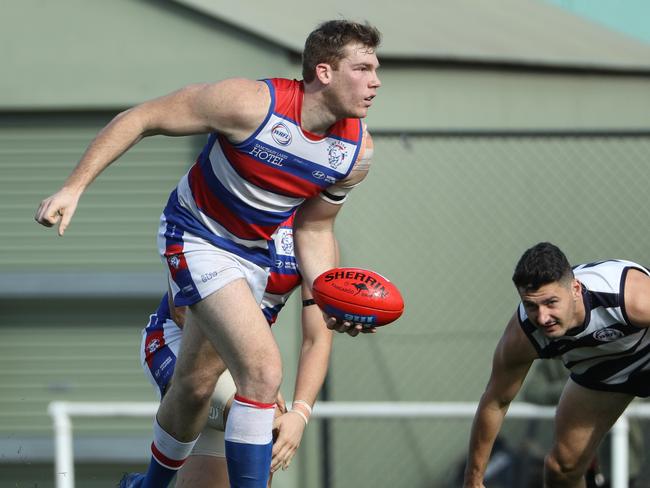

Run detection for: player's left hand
[[324, 316, 377, 336], [270, 411, 307, 472]]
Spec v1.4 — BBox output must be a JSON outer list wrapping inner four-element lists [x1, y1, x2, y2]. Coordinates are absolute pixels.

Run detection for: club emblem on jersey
[[280, 231, 293, 254], [593, 328, 625, 342], [147, 338, 160, 354], [271, 122, 292, 146], [327, 141, 348, 169], [168, 255, 181, 269]]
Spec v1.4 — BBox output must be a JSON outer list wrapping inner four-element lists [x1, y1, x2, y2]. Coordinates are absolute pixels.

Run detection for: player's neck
[[573, 293, 587, 328], [301, 85, 337, 136]]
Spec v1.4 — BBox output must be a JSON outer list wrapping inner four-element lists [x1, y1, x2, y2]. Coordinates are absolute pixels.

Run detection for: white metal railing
[[48, 401, 650, 488]]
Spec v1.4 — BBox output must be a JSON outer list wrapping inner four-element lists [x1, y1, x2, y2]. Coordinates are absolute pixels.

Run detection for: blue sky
[[543, 0, 650, 44]]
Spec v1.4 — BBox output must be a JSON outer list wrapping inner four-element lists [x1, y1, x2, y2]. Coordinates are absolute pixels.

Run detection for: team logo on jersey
[[280, 231, 294, 254], [327, 141, 348, 169], [168, 255, 180, 269], [146, 338, 161, 354], [271, 122, 292, 146], [593, 328, 625, 342]]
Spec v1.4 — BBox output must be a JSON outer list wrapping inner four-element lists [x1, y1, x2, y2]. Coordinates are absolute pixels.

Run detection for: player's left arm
[[623, 268, 650, 327], [271, 282, 334, 473], [294, 129, 374, 336]]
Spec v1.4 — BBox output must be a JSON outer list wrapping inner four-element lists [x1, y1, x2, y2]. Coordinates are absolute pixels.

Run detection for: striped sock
[[225, 395, 276, 488], [141, 418, 197, 488]]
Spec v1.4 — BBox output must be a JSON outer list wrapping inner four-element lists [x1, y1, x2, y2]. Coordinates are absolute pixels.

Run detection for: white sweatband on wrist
[[292, 400, 313, 415], [289, 409, 309, 426]]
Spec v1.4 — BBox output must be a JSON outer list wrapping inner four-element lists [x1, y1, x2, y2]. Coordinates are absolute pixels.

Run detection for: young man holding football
[[142, 215, 333, 486], [464, 242, 650, 488], [36, 19, 380, 488]]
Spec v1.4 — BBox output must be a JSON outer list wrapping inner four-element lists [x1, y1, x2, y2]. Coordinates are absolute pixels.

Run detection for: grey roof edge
[[171, 0, 650, 72], [172, 0, 304, 53]]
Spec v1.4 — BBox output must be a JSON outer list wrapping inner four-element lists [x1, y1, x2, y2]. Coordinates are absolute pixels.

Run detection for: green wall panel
[[0, 0, 293, 109], [1, 114, 201, 272], [0, 299, 159, 438]]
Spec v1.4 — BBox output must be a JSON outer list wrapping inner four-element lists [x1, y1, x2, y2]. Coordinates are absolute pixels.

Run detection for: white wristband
[[292, 400, 313, 415], [289, 409, 309, 426]]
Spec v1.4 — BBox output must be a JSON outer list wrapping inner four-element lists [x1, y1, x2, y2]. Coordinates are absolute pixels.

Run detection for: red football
[[312, 267, 404, 327]]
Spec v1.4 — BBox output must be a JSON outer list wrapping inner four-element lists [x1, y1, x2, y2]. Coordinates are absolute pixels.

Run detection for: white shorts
[[158, 227, 270, 308]]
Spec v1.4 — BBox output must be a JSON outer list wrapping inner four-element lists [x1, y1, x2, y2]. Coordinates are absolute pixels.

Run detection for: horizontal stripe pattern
[[161, 78, 362, 266]]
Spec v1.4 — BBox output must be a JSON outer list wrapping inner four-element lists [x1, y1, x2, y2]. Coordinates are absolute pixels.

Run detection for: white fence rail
[[48, 401, 650, 488]]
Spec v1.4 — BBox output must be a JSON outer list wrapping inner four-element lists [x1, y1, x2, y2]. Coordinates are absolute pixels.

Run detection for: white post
[[48, 401, 75, 488], [610, 415, 629, 488]]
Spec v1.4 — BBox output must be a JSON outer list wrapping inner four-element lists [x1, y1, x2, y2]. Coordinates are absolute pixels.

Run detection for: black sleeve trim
[[321, 190, 346, 202]]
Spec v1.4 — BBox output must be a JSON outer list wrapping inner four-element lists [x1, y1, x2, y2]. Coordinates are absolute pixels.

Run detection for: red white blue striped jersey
[[161, 78, 363, 268], [518, 260, 650, 396]]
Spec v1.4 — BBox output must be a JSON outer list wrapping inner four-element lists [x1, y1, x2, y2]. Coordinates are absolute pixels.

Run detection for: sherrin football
[[312, 267, 404, 326]]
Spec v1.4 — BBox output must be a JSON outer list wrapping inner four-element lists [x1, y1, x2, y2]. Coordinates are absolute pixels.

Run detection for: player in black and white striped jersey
[[464, 242, 650, 488]]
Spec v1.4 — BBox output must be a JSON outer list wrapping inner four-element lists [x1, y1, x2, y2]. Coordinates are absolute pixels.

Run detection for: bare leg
[[187, 278, 283, 403], [156, 279, 282, 441], [175, 456, 229, 488], [544, 379, 633, 488], [156, 317, 226, 440]]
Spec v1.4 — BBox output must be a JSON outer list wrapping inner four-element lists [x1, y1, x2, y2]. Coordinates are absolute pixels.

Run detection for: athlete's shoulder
[[265, 77, 300, 91], [199, 78, 271, 141], [575, 259, 647, 292]]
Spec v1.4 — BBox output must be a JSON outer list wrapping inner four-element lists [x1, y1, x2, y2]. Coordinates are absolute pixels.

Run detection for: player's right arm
[[463, 313, 537, 488], [35, 78, 269, 235]]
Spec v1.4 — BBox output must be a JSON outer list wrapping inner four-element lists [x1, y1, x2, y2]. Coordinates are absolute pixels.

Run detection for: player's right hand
[[324, 316, 377, 337], [35, 188, 80, 236]]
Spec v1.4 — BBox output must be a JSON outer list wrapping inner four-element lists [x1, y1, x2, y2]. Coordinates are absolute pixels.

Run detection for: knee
[[544, 451, 586, 486], [238, 362, 283, 402], [171, 370, 220, 409]]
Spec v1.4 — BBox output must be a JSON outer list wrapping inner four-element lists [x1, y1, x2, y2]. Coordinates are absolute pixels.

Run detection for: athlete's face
[[518, 279, 583, 338], [326, 42, 381, 118]]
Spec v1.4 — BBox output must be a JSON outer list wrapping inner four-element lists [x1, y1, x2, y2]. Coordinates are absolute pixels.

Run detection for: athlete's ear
[[315, 63, 333, 85], [571, 279, 581, 299]]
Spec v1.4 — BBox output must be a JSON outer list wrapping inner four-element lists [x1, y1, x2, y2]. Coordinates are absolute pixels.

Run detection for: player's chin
[[541, 325, 563, 338], [344, 105, 369, 119], [354, 107, 370, 118]]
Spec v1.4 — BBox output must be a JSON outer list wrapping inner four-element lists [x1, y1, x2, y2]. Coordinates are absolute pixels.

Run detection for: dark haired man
[[36, 19, 381, 488], [464, 242, 650, 488]]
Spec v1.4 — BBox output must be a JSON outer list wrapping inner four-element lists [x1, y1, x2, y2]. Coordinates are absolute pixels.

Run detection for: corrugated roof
[[173, 0, 650, 70]]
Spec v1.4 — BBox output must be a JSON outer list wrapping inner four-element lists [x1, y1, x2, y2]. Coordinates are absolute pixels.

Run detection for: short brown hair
[[512, 242, 574, 292], [302, 20, 381, 83]]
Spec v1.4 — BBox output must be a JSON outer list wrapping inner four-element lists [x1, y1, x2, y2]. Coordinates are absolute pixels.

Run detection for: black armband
[[302, 298, 317, 307]]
